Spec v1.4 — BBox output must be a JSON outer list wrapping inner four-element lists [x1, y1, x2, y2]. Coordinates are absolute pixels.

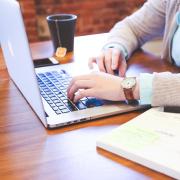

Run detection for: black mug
[[47, 14, 77, 53]]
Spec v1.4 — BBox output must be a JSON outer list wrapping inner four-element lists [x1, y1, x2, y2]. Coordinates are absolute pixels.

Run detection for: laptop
[[0, 0, 147, 129]]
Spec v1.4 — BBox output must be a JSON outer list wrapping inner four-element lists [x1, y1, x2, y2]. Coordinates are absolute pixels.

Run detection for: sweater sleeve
[[106, 0, 166, 58], [152, 72, 180, 106]]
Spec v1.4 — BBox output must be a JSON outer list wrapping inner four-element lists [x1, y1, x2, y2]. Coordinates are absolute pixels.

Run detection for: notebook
[[97, 108, 180, 179], [0, 0, 147, 129]]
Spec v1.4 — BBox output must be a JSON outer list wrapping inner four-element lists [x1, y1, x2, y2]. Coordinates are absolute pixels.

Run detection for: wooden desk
[[0, 34, 179, 180]]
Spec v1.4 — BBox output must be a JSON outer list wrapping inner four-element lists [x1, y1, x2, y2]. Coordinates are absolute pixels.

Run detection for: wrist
[[121, 77, 140, 101], [103, 43, 128, 60]]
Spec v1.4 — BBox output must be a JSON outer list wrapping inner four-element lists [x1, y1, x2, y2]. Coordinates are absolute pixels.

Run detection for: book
[[96, 107, 180, 179]]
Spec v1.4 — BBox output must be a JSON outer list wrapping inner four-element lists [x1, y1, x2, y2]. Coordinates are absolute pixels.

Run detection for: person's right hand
[[88, 48, 127, 77], [67, 71, 126, 102]]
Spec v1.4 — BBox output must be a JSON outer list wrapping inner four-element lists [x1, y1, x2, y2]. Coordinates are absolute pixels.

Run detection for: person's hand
[[67, 71, 126, 102], [88, 48, 127, 76]]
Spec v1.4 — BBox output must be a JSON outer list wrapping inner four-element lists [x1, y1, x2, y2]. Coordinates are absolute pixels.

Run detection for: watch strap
[[121, 77, 136, 101], [123, 88, 135, 100]]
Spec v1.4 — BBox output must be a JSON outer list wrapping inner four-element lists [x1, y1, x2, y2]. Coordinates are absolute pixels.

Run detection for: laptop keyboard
[[36, 70, 104, 115]]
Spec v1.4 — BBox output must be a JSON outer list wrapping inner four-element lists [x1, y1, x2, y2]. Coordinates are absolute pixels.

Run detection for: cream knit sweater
[[106, 0, 180, 106]]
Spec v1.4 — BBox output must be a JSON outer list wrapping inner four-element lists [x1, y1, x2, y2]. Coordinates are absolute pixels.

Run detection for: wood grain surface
[[0, 34, 179, 180]]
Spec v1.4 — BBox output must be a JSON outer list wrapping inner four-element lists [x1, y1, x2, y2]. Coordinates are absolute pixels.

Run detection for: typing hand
[[67, 71, 126, 102], [88, 48, 127, 77]]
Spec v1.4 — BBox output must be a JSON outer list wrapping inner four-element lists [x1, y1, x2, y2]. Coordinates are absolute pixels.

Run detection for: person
[[67, 0, 180, 107]]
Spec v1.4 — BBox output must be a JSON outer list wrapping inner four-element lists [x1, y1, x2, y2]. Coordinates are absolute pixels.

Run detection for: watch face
[[121, 77, 136, 89]]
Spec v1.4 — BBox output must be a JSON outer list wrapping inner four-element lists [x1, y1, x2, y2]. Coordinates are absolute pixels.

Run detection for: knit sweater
[[105, 0, 180, 106]]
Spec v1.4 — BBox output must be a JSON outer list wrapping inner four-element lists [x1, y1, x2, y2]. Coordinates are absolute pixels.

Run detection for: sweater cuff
[[139, 73, 154, 105], [103, 43, 129, 60]]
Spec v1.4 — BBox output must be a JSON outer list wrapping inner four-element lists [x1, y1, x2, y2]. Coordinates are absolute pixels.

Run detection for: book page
[[97, 108, 180, 173]]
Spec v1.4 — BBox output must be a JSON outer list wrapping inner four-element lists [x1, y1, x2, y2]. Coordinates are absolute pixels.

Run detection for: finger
[[111, 49, 121, 70], [88, 57, 97, 69], [68, 74, 92, 87], [67, 79, 93, 100], [73, 89, 95, 102], [118, 55, 127, 77], [104, 49, 114, 74], [96, 52, 106, 72], [67, 74, 91, 95]]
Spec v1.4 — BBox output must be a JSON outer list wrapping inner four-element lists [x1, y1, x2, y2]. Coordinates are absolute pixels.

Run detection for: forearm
[[152, 72, 180, 106]]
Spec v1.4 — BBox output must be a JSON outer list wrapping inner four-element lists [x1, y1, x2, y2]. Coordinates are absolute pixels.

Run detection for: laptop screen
[[0, 0, 47, 127]]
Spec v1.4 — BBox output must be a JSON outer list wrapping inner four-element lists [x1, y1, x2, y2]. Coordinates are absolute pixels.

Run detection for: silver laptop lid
[[0, 0, 47, 127]]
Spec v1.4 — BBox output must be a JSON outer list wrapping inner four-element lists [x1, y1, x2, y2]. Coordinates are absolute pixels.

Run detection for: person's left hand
[[88, 48, 127, 76], [67, 71, 126, 102]]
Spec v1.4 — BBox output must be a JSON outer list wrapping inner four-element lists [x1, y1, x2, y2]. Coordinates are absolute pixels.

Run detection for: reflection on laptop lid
[[0, 0, 47, 126], [0, 0, 148, 129]]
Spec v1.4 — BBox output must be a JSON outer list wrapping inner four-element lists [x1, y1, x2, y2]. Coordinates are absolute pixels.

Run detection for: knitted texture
[[152, 72, 180, 106]]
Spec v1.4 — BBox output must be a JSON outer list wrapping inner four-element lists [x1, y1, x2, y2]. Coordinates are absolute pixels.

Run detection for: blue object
[[172, 12, 180, 66]]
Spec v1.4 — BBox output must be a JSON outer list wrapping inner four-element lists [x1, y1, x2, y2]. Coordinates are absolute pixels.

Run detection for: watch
[[121, 77, 136, 100]]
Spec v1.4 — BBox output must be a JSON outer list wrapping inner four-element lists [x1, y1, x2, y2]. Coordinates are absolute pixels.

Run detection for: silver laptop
[[0, 0, 147, 129]]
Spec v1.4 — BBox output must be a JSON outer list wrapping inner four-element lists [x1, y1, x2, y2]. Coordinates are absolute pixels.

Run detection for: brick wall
[[19, 0, 145, 42], [19, 0, 39, 42]]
